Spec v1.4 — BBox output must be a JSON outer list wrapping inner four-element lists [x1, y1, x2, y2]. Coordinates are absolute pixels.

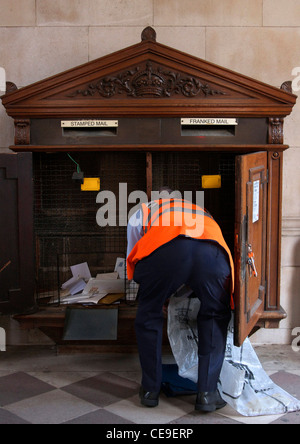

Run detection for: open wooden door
[[0, 153, 36, 314], [234, 152, 268, 346]]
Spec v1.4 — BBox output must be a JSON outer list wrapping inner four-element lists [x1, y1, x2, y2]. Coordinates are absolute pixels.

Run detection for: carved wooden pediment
[[65, 61, 227, 99], [1, 27, 296, 118]]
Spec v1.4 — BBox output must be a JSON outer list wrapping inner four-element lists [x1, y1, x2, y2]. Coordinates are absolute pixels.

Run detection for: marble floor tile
[[0, 346, 299, 424]]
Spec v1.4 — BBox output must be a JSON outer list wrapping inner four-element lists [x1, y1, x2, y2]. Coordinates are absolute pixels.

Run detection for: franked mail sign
[[181, 118, 238, 126], [0, 327, 6, 352], [61, 120, 118, 128]]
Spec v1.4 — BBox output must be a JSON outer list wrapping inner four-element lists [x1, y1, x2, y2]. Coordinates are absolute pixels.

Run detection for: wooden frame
[[1, 27, 297, 344]]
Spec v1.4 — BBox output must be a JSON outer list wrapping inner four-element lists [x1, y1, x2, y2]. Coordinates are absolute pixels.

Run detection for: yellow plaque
[[81, 178, 100, 191], [202, 175, 222, 189]]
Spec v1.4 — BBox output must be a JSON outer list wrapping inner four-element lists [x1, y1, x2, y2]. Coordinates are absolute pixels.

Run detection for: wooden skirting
[[13, 302, 171, 353]]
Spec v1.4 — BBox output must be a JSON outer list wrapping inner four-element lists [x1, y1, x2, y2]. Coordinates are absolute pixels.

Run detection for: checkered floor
[[0, 346, 299, 424]]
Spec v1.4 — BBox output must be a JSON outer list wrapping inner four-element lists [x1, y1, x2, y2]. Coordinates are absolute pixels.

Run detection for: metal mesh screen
[[33, 152, 146, 305], [152, 152, 236, 252], [33, 151, 235, 306]]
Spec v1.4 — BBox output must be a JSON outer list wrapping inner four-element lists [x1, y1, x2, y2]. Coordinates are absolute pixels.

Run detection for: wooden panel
[[234, 152, 268, 346], [0, 153, 36, 314], [266, 151, 283, 310]]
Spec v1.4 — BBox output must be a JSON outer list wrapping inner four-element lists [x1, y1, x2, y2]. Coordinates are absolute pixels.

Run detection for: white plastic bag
[[168, 294, 300, 417]]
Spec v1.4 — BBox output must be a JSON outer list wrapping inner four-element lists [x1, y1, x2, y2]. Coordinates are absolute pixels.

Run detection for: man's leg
[[186, 241, 232, 394], [133, 238, 191, 394], [134, 275, 171, 393]]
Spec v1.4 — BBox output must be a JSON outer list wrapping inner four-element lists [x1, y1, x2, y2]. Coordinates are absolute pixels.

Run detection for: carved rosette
[[14, 119, 30, 145], [67, 62, 226, 99], [269, 117, 284, 145]]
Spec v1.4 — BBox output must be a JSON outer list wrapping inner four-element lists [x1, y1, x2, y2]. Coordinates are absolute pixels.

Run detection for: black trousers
[[133, 236, 232, 393]]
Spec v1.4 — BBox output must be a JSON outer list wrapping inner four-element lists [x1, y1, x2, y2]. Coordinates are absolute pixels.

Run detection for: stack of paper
[[60, 258, 126, 305], [61, 262, 91, 296]]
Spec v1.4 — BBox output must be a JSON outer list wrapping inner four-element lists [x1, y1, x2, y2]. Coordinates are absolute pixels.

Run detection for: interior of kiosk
[[33, 149, 236, 306]]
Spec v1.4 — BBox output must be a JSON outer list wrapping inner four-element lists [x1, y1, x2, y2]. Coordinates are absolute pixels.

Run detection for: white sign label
[[61, 120, 118, 128], [181, 118, 238, 126], [252, 180, 260, 223]]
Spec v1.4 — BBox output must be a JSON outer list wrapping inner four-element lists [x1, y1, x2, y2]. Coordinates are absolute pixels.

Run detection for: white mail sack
[[168, 295, 300, 417]]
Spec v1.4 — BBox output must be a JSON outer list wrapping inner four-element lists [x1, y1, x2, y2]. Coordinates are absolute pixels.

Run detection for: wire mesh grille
[[152, 152, 236, 252], [33, 151, 236, 305], [33, 152, 146, 305]]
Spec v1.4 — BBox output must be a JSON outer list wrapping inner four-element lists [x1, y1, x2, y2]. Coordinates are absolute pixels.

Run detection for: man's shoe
[[195, 390, 227, 413], [139, 387, 160, 408]]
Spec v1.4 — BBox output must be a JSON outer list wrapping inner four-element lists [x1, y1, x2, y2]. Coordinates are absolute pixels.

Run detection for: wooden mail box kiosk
[[1, 27, 297, 349]]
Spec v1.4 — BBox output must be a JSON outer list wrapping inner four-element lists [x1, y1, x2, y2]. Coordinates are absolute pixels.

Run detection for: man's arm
[[127, 209, 144, 258]]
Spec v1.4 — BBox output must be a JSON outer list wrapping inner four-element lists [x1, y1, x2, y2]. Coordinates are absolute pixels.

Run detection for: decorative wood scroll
[[280, 81, 293, 94], [14, 119, 30, 145], [141, 26, 157, 42], [5, 81, 18, 94], [269, 117, 284, 145], [67, 61, 226, 99]]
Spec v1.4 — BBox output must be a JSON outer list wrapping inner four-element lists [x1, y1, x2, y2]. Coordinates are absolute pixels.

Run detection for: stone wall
[[0, 0, 299, 345]]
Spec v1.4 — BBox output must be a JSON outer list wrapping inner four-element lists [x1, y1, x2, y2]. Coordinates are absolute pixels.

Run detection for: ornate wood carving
[[141, 26, 157, 42], [269, 117, 284, 144], [5, 81, 18, 94], [67, 61, 226, 99], [271, 151, 280, 160], [14, 119, 30, 145], [280, 81, 293, 94]]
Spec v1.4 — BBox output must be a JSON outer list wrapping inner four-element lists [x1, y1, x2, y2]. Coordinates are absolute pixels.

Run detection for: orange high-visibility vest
[[127, 199, 234, 306]]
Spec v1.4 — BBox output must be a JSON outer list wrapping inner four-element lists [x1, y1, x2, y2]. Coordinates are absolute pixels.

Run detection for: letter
[[150, 429, 158, 439], [118, 183, 128, 227], [183, 191, 204, 237], [187, 430, 193, 438], [292, 67, 300, 92], [128, 190, 148, 223], [133, 431, 140, 442], [292, 327, 300, 352], [195, 190, 205, 209], [96, 191, 116, 227], [106, 431, 112, 439], [148, 189, 182, 227]]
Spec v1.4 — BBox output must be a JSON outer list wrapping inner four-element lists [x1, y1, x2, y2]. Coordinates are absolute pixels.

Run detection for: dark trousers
[[133, 237, 232, 393]]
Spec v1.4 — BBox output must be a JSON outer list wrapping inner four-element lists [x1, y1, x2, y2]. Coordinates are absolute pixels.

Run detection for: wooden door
[[234, 152, 268, 346], [0, 153, 36, 314]]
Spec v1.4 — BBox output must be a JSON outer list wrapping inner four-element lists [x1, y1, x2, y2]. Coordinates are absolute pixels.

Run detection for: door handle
[[247, 244, 258, 278]]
